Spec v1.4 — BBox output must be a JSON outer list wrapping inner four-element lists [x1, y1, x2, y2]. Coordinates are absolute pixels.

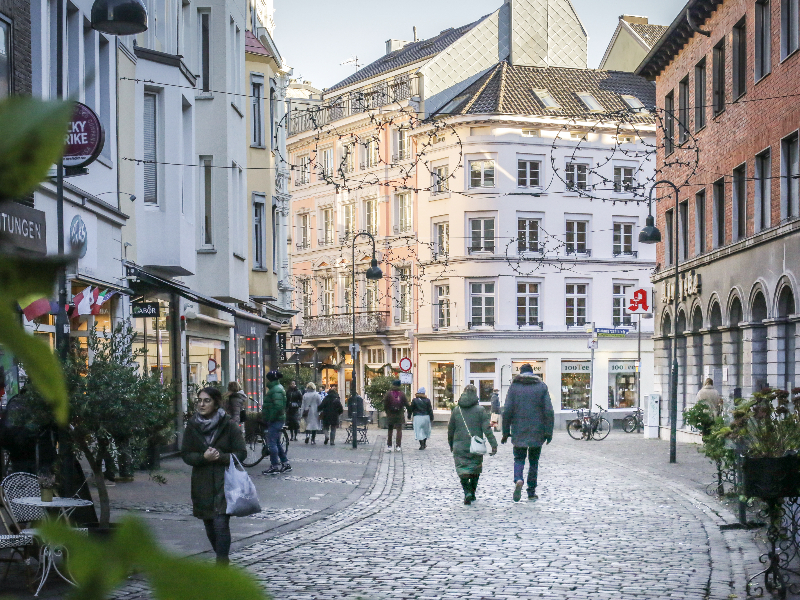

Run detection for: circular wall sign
[[399, 357, 412, 373], [64, 102, 105, 168], [69, 215, 88, 258]]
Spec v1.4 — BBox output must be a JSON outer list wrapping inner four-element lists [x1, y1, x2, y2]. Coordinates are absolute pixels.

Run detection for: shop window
[[431, 362, 454, 409], [238, 336, 263, 410], [561, 360, 590, 409], [187, 338, 225, 387], [132, 297, 174, 382], [608, 360, 636, 408], [468, 361, 496, 404]]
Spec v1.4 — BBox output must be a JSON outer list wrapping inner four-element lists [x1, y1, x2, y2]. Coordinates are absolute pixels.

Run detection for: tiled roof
[[245, 30, 272, 57], [326, 18, 486, 93], [629, 23, 669, 48], [442, 61, 656, 123]]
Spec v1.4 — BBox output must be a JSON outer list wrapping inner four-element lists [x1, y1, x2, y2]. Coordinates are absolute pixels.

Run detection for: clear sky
[[272, 0, 685, 90]]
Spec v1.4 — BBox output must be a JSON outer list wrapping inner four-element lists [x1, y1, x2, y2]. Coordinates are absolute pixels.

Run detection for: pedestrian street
[[110, 429, 763, 600]]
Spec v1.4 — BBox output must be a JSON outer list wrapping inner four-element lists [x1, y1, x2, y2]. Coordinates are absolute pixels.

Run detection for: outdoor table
[[12, 496, 94, 596]]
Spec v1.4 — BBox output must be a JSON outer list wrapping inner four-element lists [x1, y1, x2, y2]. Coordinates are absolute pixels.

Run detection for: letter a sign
[[625, 287, 652, 314]]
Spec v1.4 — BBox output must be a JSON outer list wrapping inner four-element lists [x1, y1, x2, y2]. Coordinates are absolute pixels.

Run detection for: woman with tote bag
[[181, 387, 247, 565], [447, 384, 497, 505], [301, 382, 322, 444]]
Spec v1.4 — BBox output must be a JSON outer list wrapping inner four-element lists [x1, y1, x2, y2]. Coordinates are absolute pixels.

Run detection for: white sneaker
[[385, 447, 393, 453], [394, 446, 402, 452]]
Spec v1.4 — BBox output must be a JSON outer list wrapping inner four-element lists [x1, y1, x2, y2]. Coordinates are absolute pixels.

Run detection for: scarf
[[193, 407, 226, 446]]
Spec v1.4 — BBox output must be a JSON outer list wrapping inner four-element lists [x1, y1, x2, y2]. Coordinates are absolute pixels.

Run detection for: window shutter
[[143, 94, 157, 203]]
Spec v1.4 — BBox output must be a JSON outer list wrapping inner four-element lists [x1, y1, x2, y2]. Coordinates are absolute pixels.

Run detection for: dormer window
[[620, 95, 647, 112], [533, 89, 560, 109], [577, 92, 604, 112]]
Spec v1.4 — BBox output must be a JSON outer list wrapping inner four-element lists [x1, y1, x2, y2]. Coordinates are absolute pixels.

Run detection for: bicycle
[[566, 409, 588, 440], [566, 405, 611, 441], [623, 407, 644, 433], [242, 422, 290, 467]]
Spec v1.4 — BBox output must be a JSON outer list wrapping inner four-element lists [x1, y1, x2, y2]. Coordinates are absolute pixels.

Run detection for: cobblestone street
[[104, 429, 762, 600]]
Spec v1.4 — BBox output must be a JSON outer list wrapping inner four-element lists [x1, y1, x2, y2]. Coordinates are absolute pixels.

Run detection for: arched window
[[729, 298, 744, 390], [691, 306, 704, 391], [709, 302, 723, 392], [752, 290, 769, 391], [676, 310, 688, 416], [778, 286, 796, 390]]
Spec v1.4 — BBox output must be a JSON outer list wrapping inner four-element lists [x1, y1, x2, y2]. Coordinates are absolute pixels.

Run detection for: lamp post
[[639, 180, 680, 464], [290, 325, 303, 381], [350, 233, 383, 449]]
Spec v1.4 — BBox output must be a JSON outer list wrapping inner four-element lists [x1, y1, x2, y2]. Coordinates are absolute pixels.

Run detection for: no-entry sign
[[399, 357, 412, 372], [64, 102, 105, 168]]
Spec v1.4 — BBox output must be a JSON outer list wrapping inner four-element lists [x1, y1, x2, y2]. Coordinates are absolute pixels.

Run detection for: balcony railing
[[304, 311, 389, 338], [289, 76, 419, 136]]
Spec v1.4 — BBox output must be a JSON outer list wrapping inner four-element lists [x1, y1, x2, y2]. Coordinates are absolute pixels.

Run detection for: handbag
[[224, 454, 261, 517], [302, 409, 309, 419], [458, 407, 488, 455]]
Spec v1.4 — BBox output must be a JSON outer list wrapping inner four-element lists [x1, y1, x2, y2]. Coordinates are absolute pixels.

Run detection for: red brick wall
[[653, 0, 800, 266]]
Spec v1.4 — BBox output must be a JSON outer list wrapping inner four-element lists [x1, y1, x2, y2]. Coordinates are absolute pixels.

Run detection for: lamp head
[[365, 258, 383, 280], [638, 214, 662, 244], [91, 0, 148, 35], [290, 325, 303, 347]]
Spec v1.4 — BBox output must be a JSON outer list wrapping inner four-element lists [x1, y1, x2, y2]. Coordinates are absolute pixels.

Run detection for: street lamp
[[91, 0, 148, 35], [291, 325, 303, 381], [640, 180, 680, 464], [350, 233, 383, 449]]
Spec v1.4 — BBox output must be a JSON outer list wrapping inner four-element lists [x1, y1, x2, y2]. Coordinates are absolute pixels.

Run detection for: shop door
[[469, 379, 495, 404]]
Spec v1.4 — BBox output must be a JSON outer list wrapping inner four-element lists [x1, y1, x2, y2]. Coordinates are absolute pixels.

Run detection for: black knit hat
[[266, 370, 282, 382]]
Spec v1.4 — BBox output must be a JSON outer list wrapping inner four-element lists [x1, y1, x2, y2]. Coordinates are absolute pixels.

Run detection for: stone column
[[792, 316, 800, 391], [684, 331, 702, 407]]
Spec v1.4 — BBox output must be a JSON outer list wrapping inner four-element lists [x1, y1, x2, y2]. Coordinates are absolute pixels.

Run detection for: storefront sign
[[131, 302, 160, 318], [561, 361, 590, 373], [278, 332, 287, 362], [609, 360, 636, 373], [64, 102, 105, 168], [625, 287, 652, 314], [663, 271, 702, 303], [511, 360, 545, 379], [0, 202, 46, 254]]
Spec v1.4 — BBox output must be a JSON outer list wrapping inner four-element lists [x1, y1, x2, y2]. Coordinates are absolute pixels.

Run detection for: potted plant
[[38, 471, 57, 502], [721, 388, 800, 499], [684, 401, 734, 496]]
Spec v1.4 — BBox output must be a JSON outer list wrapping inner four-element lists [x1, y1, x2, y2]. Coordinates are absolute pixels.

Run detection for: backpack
[[386, 390, 404, 412]]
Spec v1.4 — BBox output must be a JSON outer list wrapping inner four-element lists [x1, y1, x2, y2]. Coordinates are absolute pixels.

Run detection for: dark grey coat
[[502, 374, 554, 447]]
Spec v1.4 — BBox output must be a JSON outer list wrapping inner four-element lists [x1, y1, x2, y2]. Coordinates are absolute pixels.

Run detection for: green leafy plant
[[722, 388, 800, 458], [364, 375, 395, 412], [279, 365, 316, 392]]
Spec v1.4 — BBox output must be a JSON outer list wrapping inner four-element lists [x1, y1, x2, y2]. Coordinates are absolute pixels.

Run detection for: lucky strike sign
[[64, 102, 105, 168]]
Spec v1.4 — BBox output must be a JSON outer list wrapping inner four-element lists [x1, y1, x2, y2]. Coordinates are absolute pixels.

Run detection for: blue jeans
[[266, 421, 288, 467], [513, 446, 542, 495]]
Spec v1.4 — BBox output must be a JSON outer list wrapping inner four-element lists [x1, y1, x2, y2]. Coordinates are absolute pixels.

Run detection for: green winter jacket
[[181, 412, 247, 520], [262, 380, 287, 423], [447, 389, 497, 477]]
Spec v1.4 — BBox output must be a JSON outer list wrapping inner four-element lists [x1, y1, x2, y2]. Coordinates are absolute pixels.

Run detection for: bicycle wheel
[[242, 435, 267, 467], [280, 429, 290, 455], [592, 418, 611, 440], [622, 415, 637, 433], [566, 419, 583, 440]]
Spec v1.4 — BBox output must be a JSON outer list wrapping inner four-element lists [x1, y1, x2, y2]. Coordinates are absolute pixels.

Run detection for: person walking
[[223, 381, 247, 426], [301, 382, 322, 444], [319, 383, 344, 445], [261, 371, 291, 475], [181, 387, 246, 565], [448, 384, 497, 505], [383, 380, 408, 452], [502, 363, 554, 502], [408, 387, 434, 450], [695, 378, 723, 416], [285, 381, 304, 441], [490, 388, 501, 432]]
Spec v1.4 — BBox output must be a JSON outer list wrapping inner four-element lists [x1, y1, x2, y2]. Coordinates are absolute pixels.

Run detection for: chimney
[[621, 15, 649, 25], [386, 39, 412, 55]]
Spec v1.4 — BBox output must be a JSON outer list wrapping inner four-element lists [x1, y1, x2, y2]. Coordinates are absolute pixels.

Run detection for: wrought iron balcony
[[303, 311, 389, 338]]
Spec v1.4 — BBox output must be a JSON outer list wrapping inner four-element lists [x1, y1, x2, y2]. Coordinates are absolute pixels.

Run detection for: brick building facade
[[0, 0, 31, 96], [638, 0, 800, 436]]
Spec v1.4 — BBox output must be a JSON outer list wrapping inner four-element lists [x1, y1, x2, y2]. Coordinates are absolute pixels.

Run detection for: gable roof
[[440, 61, 656, 124], [629, 23, 669, 48], [326, 17, 486, 93]]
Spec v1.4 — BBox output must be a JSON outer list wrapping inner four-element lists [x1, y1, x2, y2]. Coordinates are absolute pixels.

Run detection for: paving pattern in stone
[[112, 432, 764, 600], [109, 501, 315, 522]]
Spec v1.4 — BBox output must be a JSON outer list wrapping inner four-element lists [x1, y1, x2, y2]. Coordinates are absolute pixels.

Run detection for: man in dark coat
[[383, 381, 408, 452], [502, 363, 554, 502], [318, 383, 344, 445], [285, 381, 304, 441]]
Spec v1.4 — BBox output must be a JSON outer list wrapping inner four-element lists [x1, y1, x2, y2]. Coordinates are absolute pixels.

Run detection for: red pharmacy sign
[[64, 102, 105, 168]]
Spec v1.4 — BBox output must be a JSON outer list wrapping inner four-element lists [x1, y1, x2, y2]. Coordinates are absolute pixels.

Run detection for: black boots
[[460, 477, 473, 505]]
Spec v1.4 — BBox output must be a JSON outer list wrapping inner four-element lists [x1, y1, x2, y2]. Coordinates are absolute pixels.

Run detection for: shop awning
[[125, 263, 236, 315]]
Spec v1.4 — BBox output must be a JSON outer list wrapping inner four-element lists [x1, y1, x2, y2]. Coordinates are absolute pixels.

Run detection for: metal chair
[[0, 484, 36, 585], [1, 473, 45, 528], [344, 417, 370, 444]]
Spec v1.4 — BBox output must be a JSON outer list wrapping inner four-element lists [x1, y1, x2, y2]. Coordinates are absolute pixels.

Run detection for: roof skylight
[[577, 92, 605, 112], [620, 94, 648, 112], [440, 94, 468, 114], [533, 89, 560, 109]]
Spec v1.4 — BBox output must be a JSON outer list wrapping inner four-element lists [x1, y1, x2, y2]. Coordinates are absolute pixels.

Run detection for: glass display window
[[431, 362, 454, 409], [561, 360, 591, 409], [132, 296, 173, 383], [238, 336, 263, 411], [608, 360, 637, 408], [187, 338, 226, 388]]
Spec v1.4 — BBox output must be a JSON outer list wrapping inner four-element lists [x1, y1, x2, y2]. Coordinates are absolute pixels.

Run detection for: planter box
[[743, 455, 800, 499]]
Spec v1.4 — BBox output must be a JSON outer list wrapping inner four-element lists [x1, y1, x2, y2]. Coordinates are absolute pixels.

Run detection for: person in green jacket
[[261, 370, 291, 475], [181, 386, 246, 565], [448, 384, 497, 505]]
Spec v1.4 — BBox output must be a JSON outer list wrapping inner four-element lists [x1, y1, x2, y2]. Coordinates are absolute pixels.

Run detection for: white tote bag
[[224, 454, 262, 517], [458, 407, 488, 455]]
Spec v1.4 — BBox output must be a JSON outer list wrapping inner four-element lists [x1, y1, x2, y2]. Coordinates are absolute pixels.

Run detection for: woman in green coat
[[448, 384, 497, 505], [181, 387, 247, 565]]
